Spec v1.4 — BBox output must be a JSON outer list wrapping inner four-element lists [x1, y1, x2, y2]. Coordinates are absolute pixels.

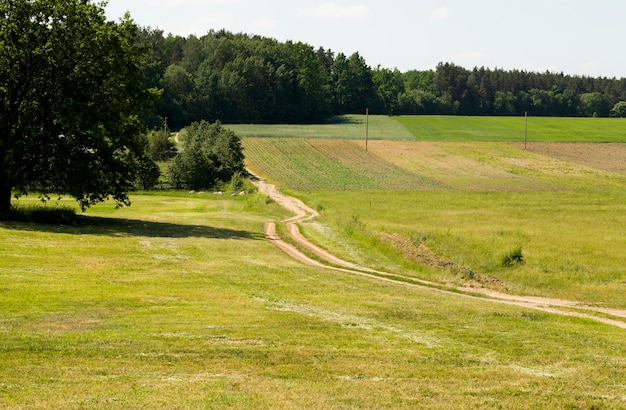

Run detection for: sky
[[104, 0, 626, 79]]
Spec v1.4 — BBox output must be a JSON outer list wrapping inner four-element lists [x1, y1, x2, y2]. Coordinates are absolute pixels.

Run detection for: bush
[[147, 130, 177, 161], [168, 120, 245, 190], [1, 204, 78, 225], [501, 246, 525, 267]]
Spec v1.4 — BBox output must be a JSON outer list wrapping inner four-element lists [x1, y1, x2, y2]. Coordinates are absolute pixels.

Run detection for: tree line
[[139, 28, 626, 129], [4, 0, 626, 215]]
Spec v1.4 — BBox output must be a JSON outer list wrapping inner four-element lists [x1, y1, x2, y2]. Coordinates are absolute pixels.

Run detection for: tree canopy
[[0, 0, 158, 213], [167, 121, 244, 191], [138, 29, 626, 127]]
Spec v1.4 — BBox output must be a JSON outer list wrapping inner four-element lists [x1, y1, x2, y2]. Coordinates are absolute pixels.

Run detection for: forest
[[138, 28, 626, 129]]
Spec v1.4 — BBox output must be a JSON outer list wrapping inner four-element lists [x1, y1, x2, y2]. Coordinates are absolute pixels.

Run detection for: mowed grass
[[395, 115, 626, 142], [2, 194, 626, 409]]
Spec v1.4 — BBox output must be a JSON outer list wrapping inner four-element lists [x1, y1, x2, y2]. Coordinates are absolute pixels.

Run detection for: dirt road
[[251, 173, 626, 329]]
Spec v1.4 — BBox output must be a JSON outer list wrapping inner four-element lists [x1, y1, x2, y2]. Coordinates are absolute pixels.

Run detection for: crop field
[[395, 115, 626, 142], [523, 142, 626, 173], [243, 138, 446, 191], [227, 114, 415, 140], [244, 138, 626, 192], [232, 114, 626, 143]]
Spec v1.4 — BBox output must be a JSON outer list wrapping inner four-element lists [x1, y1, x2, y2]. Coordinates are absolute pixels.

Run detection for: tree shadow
[[328, 115, 364, 125], [0, 215, 263, 240]]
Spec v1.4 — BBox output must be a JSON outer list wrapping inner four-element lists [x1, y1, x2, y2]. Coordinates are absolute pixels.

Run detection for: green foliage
[[0, 0, 158, 213], [501, 247, 525, 267], [136, 156, 161, 190], [1, 204, 78, 225], [225, 171, 244, 192], [146, 129, 177, 161], [610, 101, 626, 117], [139, 27, 626, 123], [168, 120, 244, 190]]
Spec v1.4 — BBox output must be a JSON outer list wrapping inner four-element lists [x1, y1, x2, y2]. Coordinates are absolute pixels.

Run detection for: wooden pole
[[365, 108, 369, 151], [524, 111, 528, 150]]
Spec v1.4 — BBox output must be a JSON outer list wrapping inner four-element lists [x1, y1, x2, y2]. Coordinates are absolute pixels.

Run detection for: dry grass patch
[[521, 142, 626, 173], [367, 140, 626, 191]]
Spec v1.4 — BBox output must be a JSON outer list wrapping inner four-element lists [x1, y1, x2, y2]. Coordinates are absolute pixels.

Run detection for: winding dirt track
[[252, 173, 626, 330]]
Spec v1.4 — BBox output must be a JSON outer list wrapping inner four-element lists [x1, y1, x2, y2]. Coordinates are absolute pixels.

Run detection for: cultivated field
[[2, 115, 626, 408], [395, 115, 626, 142], [228, 114, 414, 140]]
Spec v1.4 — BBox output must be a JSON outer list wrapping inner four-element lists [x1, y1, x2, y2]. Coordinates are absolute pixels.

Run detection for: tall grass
[[303, 189, 626, 307]]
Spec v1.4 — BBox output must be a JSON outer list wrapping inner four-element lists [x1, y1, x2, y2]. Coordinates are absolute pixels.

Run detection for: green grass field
[[395, 115, 626, 142], [2, 115, 626, 408], [2, 194, 626, 409], [230, 114, 626, 142], [227, 114, 415, 140], [241, 116, 626, 310]]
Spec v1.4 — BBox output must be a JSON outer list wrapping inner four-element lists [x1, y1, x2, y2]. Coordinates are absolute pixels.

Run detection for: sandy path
[[251, 173, 626, 329]]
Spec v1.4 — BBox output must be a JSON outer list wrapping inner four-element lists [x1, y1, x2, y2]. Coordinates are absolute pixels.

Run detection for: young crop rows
[[243, 138, 446, 191]]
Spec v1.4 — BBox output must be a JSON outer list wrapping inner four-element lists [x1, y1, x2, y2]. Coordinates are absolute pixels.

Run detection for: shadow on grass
[[0, 215, 263, 240], [328, 115, 363, 125]]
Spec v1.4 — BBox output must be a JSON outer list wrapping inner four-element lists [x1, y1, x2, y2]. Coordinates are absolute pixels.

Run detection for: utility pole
[[365, 108, 369, 151], [524, 111, 528, 150], [163, 116, 169, 137]]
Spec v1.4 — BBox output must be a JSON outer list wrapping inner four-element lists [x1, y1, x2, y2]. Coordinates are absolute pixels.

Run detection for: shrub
[[1, 204, 78, 225], [168, 120, 245, 190], [501, 246, 525, 267]]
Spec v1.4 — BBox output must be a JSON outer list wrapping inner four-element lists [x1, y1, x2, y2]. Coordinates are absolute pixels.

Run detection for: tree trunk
[[0, 185, 12, 214]]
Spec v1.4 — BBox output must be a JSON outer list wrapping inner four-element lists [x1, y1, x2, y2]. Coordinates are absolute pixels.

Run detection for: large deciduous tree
[[0, 0, 158, 213]]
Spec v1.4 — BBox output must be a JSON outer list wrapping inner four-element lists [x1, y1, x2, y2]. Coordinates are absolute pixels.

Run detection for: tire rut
[[251, 172, 626, 329]]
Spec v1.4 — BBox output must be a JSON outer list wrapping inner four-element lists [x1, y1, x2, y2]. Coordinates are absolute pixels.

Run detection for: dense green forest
[[138, 28, 626, 129]]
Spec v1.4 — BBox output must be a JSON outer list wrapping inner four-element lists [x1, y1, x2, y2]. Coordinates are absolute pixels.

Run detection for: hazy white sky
[[104, 0, 626, 78]]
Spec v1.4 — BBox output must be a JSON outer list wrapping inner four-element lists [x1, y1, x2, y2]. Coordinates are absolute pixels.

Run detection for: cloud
[[254, 17, 278, 29], [298, 3, 373, 21], [523, 60, 559, 73], [430, 7, 450, 22], [582, 61, 601, 72], [455, 51, 486, 62], [175, 13, 234, 36], [145, 0, 240, 7]]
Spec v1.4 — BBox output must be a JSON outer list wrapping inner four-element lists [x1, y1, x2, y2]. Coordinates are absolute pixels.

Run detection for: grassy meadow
[[2, 115, 626, 408], [2, 194, 626, 409], [241, 115, 626, 309], [395, 115, 626, 142]]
